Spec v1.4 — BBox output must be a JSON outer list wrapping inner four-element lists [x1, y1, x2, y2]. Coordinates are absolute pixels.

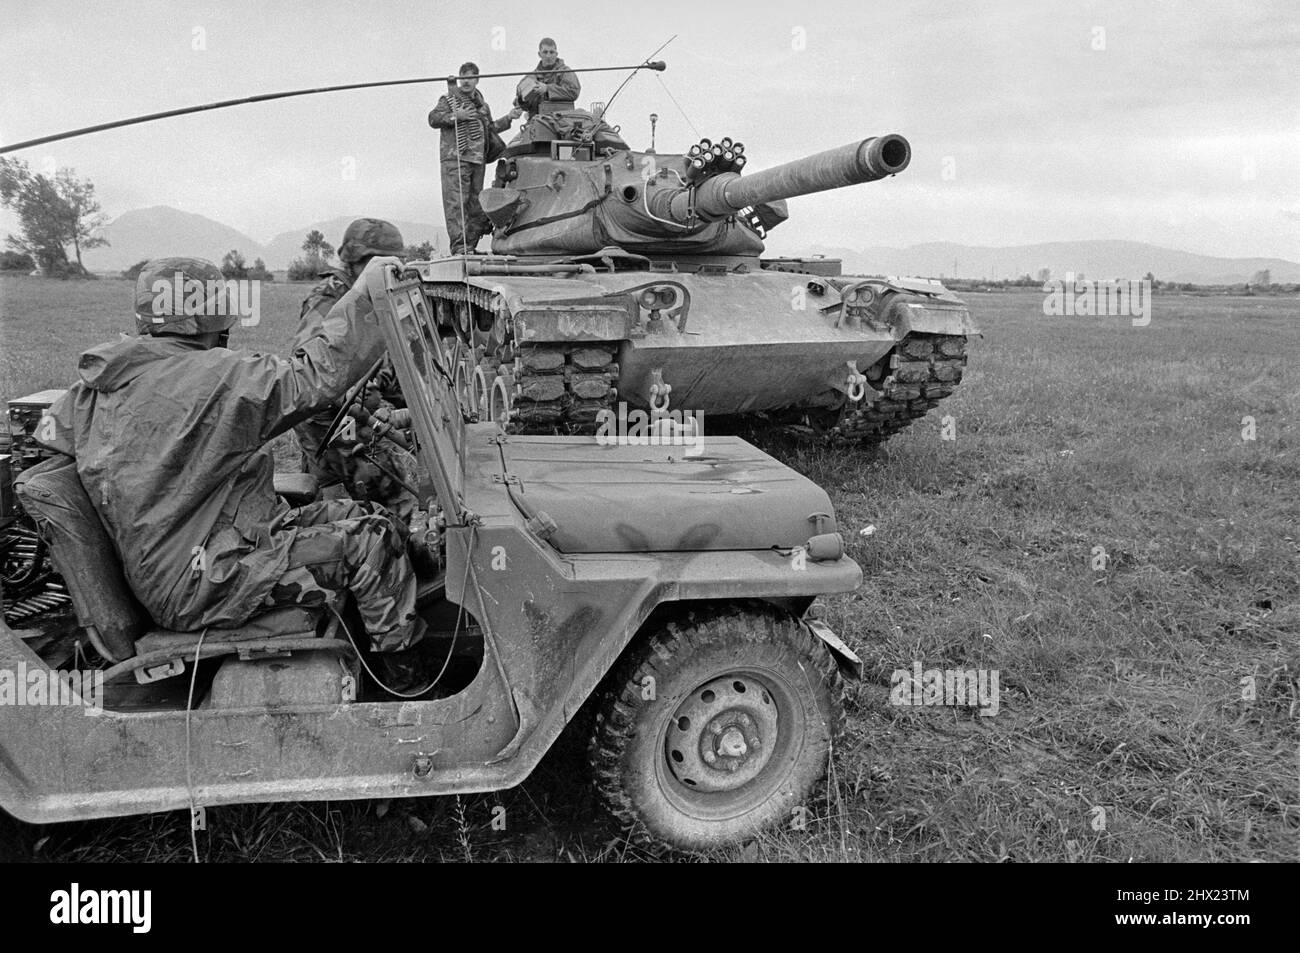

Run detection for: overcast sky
[[1, 0, 1296, 259]]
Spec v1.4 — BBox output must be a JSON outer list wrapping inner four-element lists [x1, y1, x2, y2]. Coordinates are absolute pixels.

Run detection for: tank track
[[831, 332, 967, 445], [423, 282, 619, 430]]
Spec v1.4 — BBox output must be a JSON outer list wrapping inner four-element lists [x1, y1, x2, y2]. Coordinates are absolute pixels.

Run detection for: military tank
[[424, 104, 974, 444]]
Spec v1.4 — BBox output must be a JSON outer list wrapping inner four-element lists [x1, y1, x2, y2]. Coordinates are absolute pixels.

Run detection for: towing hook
[[845, 361, 868, 402], [649, 369, 672, 413]]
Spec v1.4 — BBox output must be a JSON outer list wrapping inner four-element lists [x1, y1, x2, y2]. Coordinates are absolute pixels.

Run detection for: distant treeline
[[940, 275, 1299, 295]]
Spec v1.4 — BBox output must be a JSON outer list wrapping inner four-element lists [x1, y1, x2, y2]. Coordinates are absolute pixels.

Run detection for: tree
[[53, 168, 108, 271], [302, 229, 334, 263], [287, 257, 320, 281], [1249, 269, 1270, 288], [221, 249, 248, 279], [0, 157, 72, 275], [0, 250, 35, 271], [0, 158, 109, 276], [1035, 267, 1051, 283], [247, 257, 275, 281], [404, 240, 435, 260]]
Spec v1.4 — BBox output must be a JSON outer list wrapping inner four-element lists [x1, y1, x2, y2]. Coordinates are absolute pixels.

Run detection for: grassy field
[[0, 275, 1296, 862]]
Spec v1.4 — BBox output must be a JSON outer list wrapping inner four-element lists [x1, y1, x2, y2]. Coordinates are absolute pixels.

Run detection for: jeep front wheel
[[589, 604, 843, 852]]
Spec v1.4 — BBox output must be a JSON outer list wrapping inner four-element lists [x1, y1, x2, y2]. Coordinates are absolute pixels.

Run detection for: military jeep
[[0, 262, 861, 851]]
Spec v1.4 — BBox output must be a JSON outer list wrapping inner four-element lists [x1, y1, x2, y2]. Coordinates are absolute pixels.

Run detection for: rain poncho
[[45, 273, 399, 633]]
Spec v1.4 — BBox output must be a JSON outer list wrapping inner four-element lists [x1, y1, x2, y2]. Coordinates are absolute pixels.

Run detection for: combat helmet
[[338, 218, 404, 265], [133, 257, 240, 337]]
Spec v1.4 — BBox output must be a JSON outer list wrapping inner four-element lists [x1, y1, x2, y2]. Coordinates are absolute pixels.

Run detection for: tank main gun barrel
[[653, 135, 911, 224]]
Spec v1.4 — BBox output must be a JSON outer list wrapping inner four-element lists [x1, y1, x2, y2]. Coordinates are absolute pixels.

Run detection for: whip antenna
[[0, 62, 668, 154]]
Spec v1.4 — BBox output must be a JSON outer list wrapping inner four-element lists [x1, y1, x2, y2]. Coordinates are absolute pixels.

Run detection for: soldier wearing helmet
[[44, 256, 430, 681], [289, 218, 418, 521], [292, 218, 406, 350]]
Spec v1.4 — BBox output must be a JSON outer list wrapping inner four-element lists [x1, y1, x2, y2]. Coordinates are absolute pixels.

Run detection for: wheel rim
[[656, 668, 806, 820]]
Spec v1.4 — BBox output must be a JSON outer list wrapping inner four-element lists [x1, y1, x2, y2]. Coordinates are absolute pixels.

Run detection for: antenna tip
[[647, 60, 667, 71]]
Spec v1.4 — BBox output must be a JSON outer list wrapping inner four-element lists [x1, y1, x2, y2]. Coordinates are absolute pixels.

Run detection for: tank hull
[[412, 257, 976, 441]]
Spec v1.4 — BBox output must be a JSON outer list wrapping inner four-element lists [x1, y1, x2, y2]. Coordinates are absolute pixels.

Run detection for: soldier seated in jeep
[[41, 257, 429, 676]]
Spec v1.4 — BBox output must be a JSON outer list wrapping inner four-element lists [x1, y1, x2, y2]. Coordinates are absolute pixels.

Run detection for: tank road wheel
[[447, 341, 478, 416], [488, 374, 513, 425], [589, 605, 843, 852], [472, 365, 493, 416]]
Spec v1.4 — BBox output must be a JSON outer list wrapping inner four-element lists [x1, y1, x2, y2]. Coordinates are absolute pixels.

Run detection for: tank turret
[[482, 123, 912, 260]]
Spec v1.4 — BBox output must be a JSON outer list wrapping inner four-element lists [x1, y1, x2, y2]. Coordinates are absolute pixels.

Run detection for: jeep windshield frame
[[364, 262, 471, 526]]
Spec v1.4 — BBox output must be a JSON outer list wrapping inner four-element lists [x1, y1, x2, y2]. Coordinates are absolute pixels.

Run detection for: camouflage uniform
[[45, 257, 423, 653], [290, 220, 417, 523], [292, 265, 355, 487], [259, 498, 418, 651]]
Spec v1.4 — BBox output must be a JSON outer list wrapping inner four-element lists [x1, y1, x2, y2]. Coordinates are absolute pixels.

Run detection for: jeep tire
[[588, 603, 843, 851]]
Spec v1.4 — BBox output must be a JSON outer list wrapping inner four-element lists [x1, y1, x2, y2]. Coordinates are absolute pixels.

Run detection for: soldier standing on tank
[[290, 218, 419, 523], [429, 63, 522, 255], [43, 256, 431, 686], [514, 38, 581, 119]]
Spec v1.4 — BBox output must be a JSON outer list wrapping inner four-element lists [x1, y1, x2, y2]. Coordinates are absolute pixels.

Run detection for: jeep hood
[[499, 434, 837, 554]]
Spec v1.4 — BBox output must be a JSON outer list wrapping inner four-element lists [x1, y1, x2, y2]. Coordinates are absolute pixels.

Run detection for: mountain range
[[81, 207, 448, 272], [799, 240, 1298, 285], [80, 206, 1298, 285]]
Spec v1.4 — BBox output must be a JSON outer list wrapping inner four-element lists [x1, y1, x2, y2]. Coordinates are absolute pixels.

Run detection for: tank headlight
[[639, 290, 659, 309], [844, 285, 876, 307]]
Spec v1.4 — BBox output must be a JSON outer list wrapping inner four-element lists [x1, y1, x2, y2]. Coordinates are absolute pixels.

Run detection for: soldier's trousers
[[259, 499, 423, 652], [441, 160, 489, 254]]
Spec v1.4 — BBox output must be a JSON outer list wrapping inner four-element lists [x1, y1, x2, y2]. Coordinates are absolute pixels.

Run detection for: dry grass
[[1, 277, 1296, 862]]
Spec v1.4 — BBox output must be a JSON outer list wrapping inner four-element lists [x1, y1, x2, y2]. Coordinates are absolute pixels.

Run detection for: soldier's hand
[[508, 106, 524, 121], [360, 255, 401, 277], [452, 107, 477, 121]]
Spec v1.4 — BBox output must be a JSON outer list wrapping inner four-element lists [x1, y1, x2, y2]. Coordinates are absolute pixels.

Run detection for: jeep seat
[[16, 454, 321, 664], [499, 435, 838, 554], [135, 607, 320, 656]]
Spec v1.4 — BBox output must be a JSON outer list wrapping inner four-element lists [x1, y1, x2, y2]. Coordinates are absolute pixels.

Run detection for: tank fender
[[886, 294, 978, 338]]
